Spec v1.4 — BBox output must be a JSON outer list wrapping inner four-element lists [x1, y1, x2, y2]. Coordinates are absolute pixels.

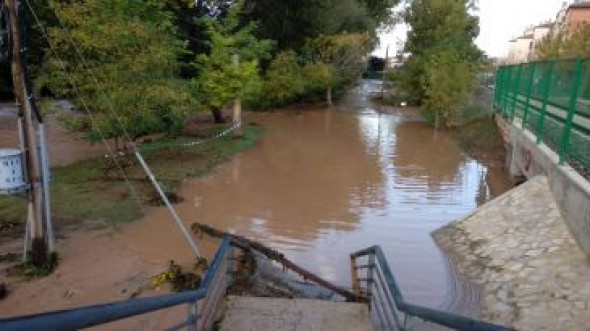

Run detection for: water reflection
[[124, 81, 511, 308]]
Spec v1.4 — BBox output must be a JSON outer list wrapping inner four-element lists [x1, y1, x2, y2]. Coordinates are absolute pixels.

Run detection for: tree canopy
[[206, 0, 400, 50], [397, 0, 483, 127], [39, 0, 194, 141], [3, 0, 403, 141], [194, 4, 273, 121], [535, 24, 590, 60]]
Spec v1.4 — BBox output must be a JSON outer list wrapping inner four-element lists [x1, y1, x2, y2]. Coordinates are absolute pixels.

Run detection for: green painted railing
[[494, 58, 590, 172]]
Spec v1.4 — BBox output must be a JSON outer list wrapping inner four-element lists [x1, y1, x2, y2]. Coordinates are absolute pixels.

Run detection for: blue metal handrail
[[0, 236, 233, 331], [350, 246, 514, 331]]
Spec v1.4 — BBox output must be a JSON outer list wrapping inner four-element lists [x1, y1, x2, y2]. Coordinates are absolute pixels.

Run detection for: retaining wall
[[497, 115, 590, 257]]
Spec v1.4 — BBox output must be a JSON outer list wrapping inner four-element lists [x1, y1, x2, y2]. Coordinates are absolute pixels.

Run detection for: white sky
[[374, 0, 568, 59]]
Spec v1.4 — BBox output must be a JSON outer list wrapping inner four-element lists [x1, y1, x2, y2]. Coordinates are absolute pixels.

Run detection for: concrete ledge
[[433, 176, 590, 329], [499, 115, 590, 257]]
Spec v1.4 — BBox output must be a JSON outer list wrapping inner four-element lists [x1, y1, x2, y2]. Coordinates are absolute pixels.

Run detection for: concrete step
[[219, 296, 372, 331]]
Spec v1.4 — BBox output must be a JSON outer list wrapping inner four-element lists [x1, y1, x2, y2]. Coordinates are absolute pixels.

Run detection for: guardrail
[[350, 246, 514, 331], [494, 58, 590, 173], [0, 236, 235, 331], [2, 239, 516, 330]]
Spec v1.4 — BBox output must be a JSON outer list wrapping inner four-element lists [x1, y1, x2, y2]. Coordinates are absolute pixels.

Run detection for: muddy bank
[[0, 105, 263, 228]]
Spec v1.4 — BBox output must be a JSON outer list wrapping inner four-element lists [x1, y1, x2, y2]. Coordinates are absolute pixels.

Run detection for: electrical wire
[[23, 0, 144, 209]]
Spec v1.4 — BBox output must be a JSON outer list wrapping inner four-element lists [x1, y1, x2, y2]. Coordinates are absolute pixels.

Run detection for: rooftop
[[569, 1, 590, 10], [536, 22, 554, 28]]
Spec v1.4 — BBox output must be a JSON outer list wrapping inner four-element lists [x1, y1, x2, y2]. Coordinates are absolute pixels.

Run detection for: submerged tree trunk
[[233, 98, 243, 138], [211, 108, 225, 124], [435, 110, 440, 131], [326, 87, 333, 106]]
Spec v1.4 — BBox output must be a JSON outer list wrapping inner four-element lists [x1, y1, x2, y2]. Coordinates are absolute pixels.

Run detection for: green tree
[[302, 62, 337, 105], [241, 0, 399, 50], [307, 33, 371, 80], [262, 50, 305, 107], [535, 24, 590, 60], [38, 0, 194, 143], [194, 3, 273, 122], [398, 0, 482, 127], [423, 52, 475, 128], [304, 33, 371, 104]]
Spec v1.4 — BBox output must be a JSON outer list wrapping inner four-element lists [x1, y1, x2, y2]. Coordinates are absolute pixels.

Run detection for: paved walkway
[[434, 176, 590, 330], [219, 297, 371, 331]]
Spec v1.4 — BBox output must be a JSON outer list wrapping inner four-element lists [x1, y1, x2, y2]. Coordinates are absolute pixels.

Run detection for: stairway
[[219, 296, 372, 331]]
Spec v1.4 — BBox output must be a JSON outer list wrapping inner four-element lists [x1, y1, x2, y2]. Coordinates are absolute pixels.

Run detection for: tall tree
[[38, 0, 195, 143], [399, 0, 482, 127], [194, 3, 273, 122], [535, 24, 590, 60], [304, 33, 371, 104]]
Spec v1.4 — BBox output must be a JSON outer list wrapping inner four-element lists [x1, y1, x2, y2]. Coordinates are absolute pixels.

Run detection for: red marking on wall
[[524, 149, 532, 172]]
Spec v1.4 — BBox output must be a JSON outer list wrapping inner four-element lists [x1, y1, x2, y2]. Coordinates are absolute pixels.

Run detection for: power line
[[24, 0, 205, 258], [23, 0, 143, 210]]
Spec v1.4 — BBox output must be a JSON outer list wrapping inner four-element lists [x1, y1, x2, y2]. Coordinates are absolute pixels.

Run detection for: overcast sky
[[374, 0, 568, 58]]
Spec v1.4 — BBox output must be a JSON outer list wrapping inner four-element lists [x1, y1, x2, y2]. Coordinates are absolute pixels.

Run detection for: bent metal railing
[[1, 240, 514, 331], [350, 246, 514, 331], [0, 236, 235, 331]]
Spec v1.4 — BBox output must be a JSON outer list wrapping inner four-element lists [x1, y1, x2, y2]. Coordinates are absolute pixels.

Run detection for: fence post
[[503, 65, 516, 117], [500, 68, 507, 110], [537, 60, 556, 143], [510, 64, 523, 121], [503, 66, 514, 116], [186, 303, 197, 331], [493, 69, 501, 108], [500, 67, 506, 113], [367, 253, 375, 306], [523, 63, 536, 128], [495, 67, 506, 110], [559, 58, 584, 165]]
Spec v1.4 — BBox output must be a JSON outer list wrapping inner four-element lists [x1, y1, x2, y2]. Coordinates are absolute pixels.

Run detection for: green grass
[[0, 125, 263, 228]]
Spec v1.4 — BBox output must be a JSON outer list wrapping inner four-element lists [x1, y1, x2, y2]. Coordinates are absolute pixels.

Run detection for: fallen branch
[[191, 223, 368, 303]]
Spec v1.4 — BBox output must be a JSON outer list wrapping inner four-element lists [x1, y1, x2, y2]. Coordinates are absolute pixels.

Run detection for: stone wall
[[498, 115, 590, 258], [433, 177, 590, 330]]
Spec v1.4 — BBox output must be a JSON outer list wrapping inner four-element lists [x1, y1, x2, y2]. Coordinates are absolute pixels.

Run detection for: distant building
[[553, 1, 571, 36], [566, 1, 590, 35], [507, 23, 553, 64], [553, 0, 590, 36]]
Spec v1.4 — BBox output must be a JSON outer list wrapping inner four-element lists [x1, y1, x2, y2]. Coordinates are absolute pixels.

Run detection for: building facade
[[507, 24, 553, 64]]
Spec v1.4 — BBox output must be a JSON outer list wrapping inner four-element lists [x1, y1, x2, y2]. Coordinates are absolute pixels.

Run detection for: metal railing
[[350, 246, 513, 331], [494, 58, 590, 173], [2, 240, 516, 330], [0, 236, 235, 331]]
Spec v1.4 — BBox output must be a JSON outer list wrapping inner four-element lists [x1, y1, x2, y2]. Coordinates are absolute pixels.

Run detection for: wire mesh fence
[[494, 58, 590, 177]]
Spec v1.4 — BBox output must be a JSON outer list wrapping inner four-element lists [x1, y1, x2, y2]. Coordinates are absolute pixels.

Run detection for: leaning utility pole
[[6, 0, 52, 266]]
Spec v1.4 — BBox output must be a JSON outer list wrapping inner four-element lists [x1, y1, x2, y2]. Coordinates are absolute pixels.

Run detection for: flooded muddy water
[[124, 81, 512, 308]]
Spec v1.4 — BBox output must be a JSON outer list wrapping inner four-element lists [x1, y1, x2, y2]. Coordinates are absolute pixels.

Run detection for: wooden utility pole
[[7, 0, 48, 266], [232, 54, 242, 138]]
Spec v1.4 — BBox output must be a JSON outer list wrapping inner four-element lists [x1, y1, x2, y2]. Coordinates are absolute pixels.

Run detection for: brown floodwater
[[122, 81, 512, 309]]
